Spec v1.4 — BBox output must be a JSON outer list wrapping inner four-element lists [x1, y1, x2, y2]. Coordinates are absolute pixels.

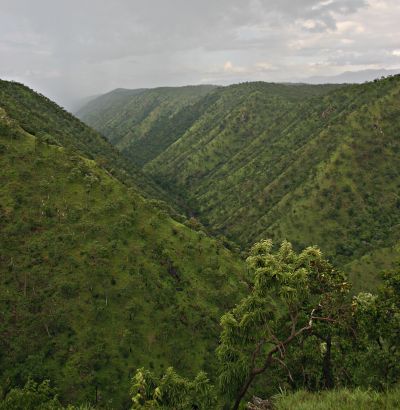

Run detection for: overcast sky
[[1, 0, 400, 108]]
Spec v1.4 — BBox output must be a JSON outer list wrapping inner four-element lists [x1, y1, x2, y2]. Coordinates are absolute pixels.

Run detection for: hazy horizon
[[1, 0, 400, 109]]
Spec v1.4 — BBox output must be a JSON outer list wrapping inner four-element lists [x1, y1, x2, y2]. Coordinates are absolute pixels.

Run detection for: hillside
[[0, 79, 168, 202], [0, 82, 246, 407], [145, 77, 400, 289], [76, 85, 217, 166], [79, 78, 400, 290]]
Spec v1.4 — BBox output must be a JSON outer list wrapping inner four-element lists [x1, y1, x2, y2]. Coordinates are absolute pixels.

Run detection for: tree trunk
[[232, 373, 257, 410], [322, 335, 334, 389]]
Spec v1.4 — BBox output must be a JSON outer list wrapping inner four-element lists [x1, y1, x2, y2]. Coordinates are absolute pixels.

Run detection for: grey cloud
[[0, 0, 398, 108]]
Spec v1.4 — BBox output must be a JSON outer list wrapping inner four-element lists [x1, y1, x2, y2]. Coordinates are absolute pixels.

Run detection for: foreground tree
[[217, 240, 349, 409], [350, 268, 400, 388], [130, 240, 349, 409], [130, 367, 216, 409]]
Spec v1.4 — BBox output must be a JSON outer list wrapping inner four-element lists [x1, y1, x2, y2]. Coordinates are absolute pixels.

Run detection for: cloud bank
[[1, 0, 399, 108]]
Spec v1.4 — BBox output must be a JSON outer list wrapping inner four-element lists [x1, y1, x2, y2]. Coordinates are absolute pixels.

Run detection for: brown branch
[[43, 322, 51, 337], [232, 304, 332, 410], [253, 306, 320, 375], [310, 316, 338, 323], [272, 356, 294, 383], [289, 309, 299, 336], [250, 338, 265, 369], [264, 322, 285, 358]]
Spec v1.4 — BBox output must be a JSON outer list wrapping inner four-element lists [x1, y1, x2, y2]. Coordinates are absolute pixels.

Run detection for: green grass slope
[[143, 82, 343, 192], [76, 78, 400, 288], [0, 89, 246, 407], [141, 77, 400, 289], [76, 85, 217, 166], [273, 388, 400, 410], [0, 79, 167, 202]]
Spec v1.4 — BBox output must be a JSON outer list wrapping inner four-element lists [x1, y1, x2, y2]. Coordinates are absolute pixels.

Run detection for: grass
[[274, 388, 400, 410]]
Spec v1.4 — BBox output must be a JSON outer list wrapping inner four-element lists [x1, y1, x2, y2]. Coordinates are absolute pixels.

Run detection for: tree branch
[[272, 356, 294, 383]]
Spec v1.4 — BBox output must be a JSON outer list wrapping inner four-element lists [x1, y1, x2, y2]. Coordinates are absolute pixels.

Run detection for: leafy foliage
[[217, 240, 349, 409], [126, 242, 400, 410], [128, 240, 352, 410], [0, 379, 62, 410], [348, 268, 400, 388], [130, 367, 216, 409], [0, 379, 94, 410]]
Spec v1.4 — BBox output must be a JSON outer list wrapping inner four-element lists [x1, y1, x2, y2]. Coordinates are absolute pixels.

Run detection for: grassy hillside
[[0, 84, 246, 407], [0, 79, 168, 202], [77, 78, 400, 290], [76, 85, 217, 166], [142, 78, 400, 290]]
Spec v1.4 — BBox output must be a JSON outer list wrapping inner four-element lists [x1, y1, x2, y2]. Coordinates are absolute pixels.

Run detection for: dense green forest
[[1, 76, 400, 409], [0, 80, 246, 407], [76, 85, 217, 167], [0, 80, 172, 203], [78, 77, 400, 290]]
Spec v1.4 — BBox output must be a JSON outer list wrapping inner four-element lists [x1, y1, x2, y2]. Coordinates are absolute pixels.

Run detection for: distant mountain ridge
[[304, 68, 400, 84]]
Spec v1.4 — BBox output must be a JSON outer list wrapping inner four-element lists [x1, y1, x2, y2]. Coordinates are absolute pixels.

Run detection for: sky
[[1, 0, 400, 108]]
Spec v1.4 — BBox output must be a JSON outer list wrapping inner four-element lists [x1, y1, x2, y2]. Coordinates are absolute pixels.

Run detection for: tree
[[129, 240, 349, 410], [130, 367, 216, 409], [0, 378, 62, 410], [217, 240, 349, 410], [350, 268, 400, 388]]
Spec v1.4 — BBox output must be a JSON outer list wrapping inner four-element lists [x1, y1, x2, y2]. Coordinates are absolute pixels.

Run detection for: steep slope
[[144, 82, 344, 191], [143, 77, 400, 289], [76, 85, 217, 166], [77, 78, 400, 288], [0, 84, 246, 407], [0, 79, 166, 201]]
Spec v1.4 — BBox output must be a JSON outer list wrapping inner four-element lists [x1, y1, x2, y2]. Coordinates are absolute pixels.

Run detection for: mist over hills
[[68, 94, 101, 113], [304, 68, 400, 84]]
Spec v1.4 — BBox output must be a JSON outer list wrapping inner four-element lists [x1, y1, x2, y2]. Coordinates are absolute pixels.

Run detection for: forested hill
[[0, 80, 246, 407], [0, 79, 169, 201], [78, 77, 400, 290], [76, 84, 217, 166]]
